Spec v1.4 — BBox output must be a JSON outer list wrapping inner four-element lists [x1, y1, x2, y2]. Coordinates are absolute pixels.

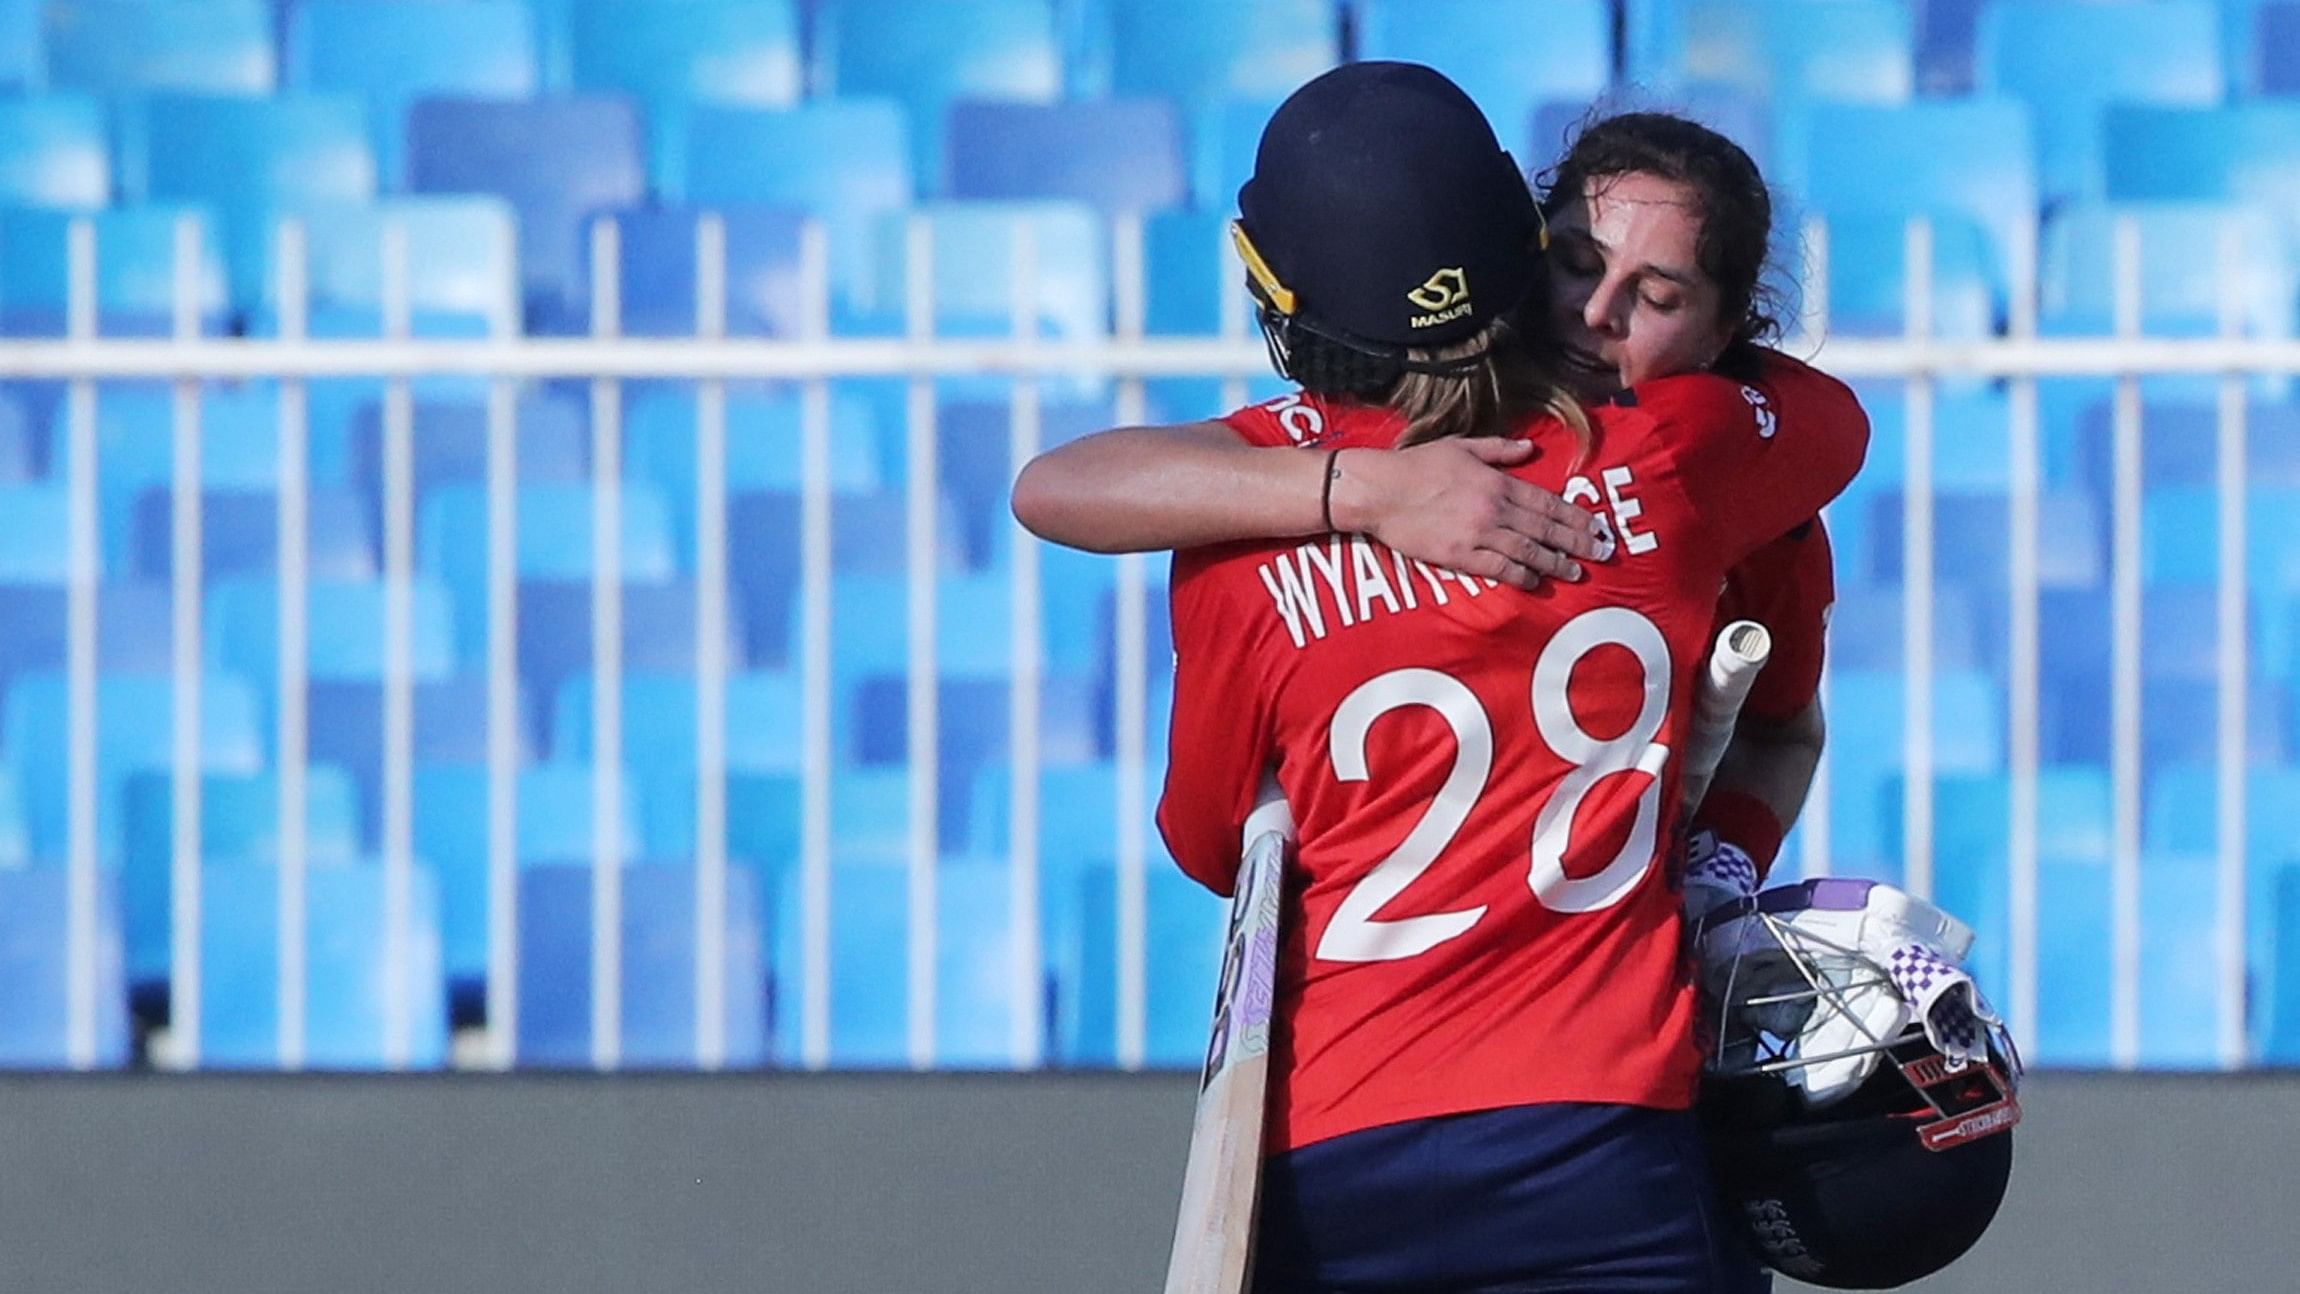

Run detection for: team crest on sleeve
[[1740, 385, 1778, 440]]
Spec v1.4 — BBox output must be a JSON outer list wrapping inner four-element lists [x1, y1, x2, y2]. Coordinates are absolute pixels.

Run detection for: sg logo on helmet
[[1407, 268, 1472, 328]]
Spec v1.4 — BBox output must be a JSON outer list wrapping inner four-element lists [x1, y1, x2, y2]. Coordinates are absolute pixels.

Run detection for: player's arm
[[1696, 695, 1826, 881], [1009, 421, 1604, 586], [1691, 520, 1837, 884], [1155, 549, 1279, 898]]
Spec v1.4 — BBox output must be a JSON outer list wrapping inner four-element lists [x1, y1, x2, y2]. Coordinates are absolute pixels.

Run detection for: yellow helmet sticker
[[1229, 220, 1297, 316]]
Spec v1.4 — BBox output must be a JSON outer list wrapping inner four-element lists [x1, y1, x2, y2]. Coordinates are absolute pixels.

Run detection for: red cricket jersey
[[1158, 369, 1867, 1153]]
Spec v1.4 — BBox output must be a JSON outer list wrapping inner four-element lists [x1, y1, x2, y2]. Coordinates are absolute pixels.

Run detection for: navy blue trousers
[[1252, 1103, 1773, 1293]]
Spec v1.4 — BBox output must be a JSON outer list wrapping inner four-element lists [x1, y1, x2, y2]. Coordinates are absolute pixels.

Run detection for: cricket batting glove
[[1684, 829, 1760, 924]]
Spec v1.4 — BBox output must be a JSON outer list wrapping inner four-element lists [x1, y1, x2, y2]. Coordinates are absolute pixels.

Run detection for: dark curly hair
[[1539, 111, 1788, 375]]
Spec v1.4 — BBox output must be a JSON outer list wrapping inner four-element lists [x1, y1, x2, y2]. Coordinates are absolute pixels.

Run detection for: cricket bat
[[1161, 781, 1293, 1294], [1681, 619, 1773, 815]]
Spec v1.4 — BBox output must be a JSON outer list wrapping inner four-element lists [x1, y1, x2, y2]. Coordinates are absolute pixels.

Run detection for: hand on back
[[1329, 438, 1612, 591]]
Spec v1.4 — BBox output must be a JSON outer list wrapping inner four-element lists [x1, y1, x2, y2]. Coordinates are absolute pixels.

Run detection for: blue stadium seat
[[0, 484, 67, 581], [1978, 1, 2222, 205], [130, 486, 377, 584], [197, 861, 449, 1068], [583, 206, 810, 340], [2265, 3, 2300, 94], [2141, 485, 2300, 593], [411, 762, 644, 987], [0, 867, 129, 1067], [1171, 95, 1276, 217], [204, 576, 458, 689], [0, 390, 35, 480], [2105, 105, 2300, 224], [514, 860, 768, 1067], [2042, 667, 2289, 766], [238, 197, 522, 339], [1821, 583, 1990, 675], [669, 100, 913, 215], [629, 766, 809, 867], [348, 392, 587, 523], [827, 571, 1013, 683], [1786, 98, 2036, 316], [1353, 0, 1608, 138], [1818, 212, 1998, 339], [2034, 858, 2111, 1063], [307, 674, 533, 847], [625, 387, 883, 554], [121, 766, 365, 984], [101, 383, 291, 532], [2266, 862, 2300, 1062], [1062, 860, 1225, 1066], [570, 1, 799, 112], [1143, 209, 1235, 338], [0, 1, 35, 92], [660, 103, 913, 328], [418, 481, 679, 659], [827, 768, 916, 857], [722, 771, 802, 870], [514, 581, 739, 749], [814, 0, 1062, 188], [1102, 0, 1339, 104], [726, 489, 966, 666], [967, 759, 1149, 867], [0, 583, 173, 699], [5, 671, 263, 862], [1850, 381, 2020, 496], [2137, 854, 2224, 1066], [1681, 0, 1914, 104], [287, 0, 539, 187], [0, 206, 231, 338], [1912, 0, 1982, 94], [554, 670, 803, 776], [850, 674, 1100, 847], [2141, 585, 2239, 683], [1866, 490, 2104, 591], [47, 0, 275, 94], [770, 852, 1024, 1066], [0, 95, 107, 210], [406, 98, 646, 324], [2146, 766, 2300, 867], [938, 398, 1112, 568], [945, 100, 1185, 213], [2075, 398, 2300, 497], [871, 202, 1107, 342], [132, 95, 375, 217], [2043, 203, 2294, 340], [629, 761, 796, 862], [1825, 668, 2007, 869], [0, 763, 32, 867]]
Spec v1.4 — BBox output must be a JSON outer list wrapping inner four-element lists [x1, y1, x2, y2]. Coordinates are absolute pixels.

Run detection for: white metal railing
[[10, 210, 2287, 1073]]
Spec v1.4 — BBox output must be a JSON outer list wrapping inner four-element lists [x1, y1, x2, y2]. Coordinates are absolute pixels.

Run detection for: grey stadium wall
[[0, 1071, 2291, 1293]]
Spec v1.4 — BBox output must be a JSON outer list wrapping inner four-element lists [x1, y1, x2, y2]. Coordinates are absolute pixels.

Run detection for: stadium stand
[[1977, 0, 2224, 207], [1353, 0, 1611, 139], [0, 94, 107, 211], [285, 0, 540, 188], [46, 0, 275, 96], [1, 0, 2297, 1078], [0, 867, 129, 1067]]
